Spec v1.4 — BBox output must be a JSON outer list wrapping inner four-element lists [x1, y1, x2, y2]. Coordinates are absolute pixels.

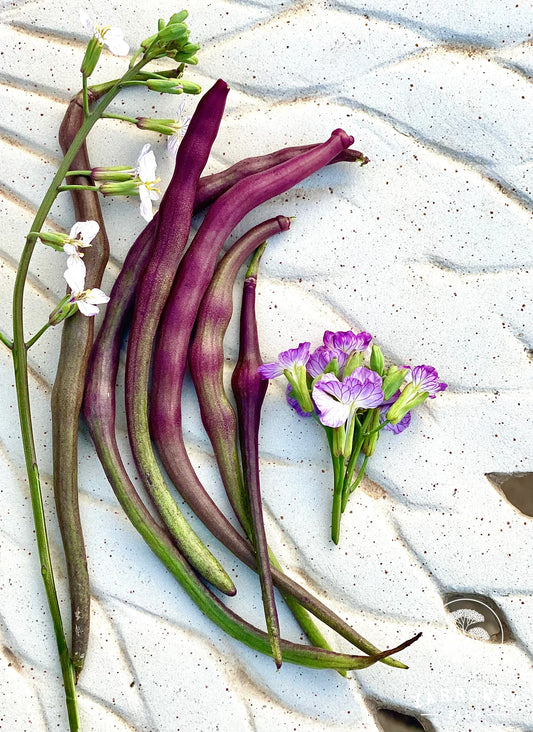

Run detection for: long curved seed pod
[[52, 90, 109, 681], [189, 220, 343, 668], [125, 79, 235, 595], [151, 130, 412, 666], [84, 367, 420, 668], [194, 145, 368, 210], [232, 243, 282, 667]]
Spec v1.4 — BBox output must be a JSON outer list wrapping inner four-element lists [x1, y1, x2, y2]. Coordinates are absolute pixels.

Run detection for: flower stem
[[341, 455, 369, 512], [102, 112, 138, 124], [0, 330, 13, 349], [82, 75, 89, 119], [26, 321, 52, 349], [66, 170, 92, 177], [57, 184, 99, 192], [11, 57, 149, 731]]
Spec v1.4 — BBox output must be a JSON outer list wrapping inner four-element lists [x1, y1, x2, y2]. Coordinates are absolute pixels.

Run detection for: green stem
[[11, 58, 149, 731], [330, 451, 345, 545], [0, 330, 13, 349], [26, 321, 52, 349], [82, 75, 89, 119], [58, 185, 99, 192], [66, 170, 92, 177], [341, 455, 369, 512], [102, 112, 138, 124], [365, 419, 390, 437]]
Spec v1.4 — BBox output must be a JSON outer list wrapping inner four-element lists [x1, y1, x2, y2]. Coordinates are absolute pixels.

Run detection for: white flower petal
[[63, 243, 77, 256], [102, 27, 129, 56], [137, 147, 157, 183], [77, 300, 100, 317], [64, 264, 85, 295], [167, 134, 180, 158], [66, 254, 87, 283], [79, 9, 96, 35], [69, 219, 100, 245], [138, 185, 154, 222], [83, 288, 110, 306]]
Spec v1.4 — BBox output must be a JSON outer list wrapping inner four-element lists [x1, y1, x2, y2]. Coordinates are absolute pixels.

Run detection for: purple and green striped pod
[[124, 78, 235, 595]]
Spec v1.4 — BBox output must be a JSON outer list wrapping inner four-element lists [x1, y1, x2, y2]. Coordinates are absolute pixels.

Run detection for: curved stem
[[10, 58, 148, 730], [26, 321, 52, 349], [102, 112, 138, 124], [0, 330, 13, 349]]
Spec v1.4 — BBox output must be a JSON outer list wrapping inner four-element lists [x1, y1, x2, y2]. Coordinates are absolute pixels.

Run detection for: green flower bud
[[136, 117, 176, 135], [168, 11, 189, 25], [382, 366, 408, 400], [370, 345, 385, 376], [49, 295, 77, 326], [91, 166, 136, 182], [37, 231, 68, 250], [80, 36, 103, 77], [158, 19, 166, 32], [362, 409, 380, 457], [146, 79, 184, 94], [343, 351, 364, 378], [99, 179, 140, 197], [179, 79, 202, 94], [156, 23, 189, 44], [174, 53, 198, 64]]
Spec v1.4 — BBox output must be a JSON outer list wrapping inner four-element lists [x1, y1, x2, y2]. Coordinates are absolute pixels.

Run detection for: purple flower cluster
[[258, 330, 447, 435]]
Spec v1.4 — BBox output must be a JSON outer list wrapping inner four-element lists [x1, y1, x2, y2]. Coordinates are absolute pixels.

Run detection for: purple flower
[[286, 384, 313, 418], [306, 346, 339, 378], [380, 391, 411, 434], [312, 368, 384, 428], [323, 330, 372, 356], [405, 365, 447, 398], [258, 342, 311, 380]]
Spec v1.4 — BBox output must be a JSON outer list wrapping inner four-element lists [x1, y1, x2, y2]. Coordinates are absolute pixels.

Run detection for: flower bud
[[49, 295, 77, 326], [179, 80, 202, 94], [174, 53, 198, 64], [146, 79, 184, 94], [98, 179, 140, 197], [37, 231, 68, 250], [136, 117, 176, 135], [91, 166, 136, 182], [156, 23, 189, 44], [362, 409, 380, 457], [80, 36, 102, 77], [168, 11, 189, 24], [370, 345, 385, 376], [382, 366, 408, 400]]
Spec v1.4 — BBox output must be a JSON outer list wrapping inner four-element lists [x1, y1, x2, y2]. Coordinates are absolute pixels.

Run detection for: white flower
[[167, 102, 191, 157], [64, 265, 110, 317], [79, 9, 129, 56], [136, 144, 160, 222], [63, 220, 99, 280]]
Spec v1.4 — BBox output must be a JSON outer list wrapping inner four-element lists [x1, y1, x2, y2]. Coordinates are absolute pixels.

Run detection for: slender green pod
[[124, 79, 235, 595], [52, 90, 109, 681], [232, 243, 282, 667]]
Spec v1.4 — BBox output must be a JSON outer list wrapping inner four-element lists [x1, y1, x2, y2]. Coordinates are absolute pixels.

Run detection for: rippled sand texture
[[1, 1, 532, 730]]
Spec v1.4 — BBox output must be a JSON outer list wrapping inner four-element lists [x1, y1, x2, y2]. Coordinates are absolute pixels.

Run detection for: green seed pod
[[80, 36, 102, 77]]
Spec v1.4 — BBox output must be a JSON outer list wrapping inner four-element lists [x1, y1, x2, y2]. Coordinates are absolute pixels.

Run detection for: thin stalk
[[102, 112, 138, 124], [65, 170, 92, 177], [1, 330, 13, 349], [25, 321, 51, 349], [82, 75, 89, 119], [341, 455, 369, 512], [11, 57, 151, 728], [57, 184, 99, 192], [331, 452, 345, 545]]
